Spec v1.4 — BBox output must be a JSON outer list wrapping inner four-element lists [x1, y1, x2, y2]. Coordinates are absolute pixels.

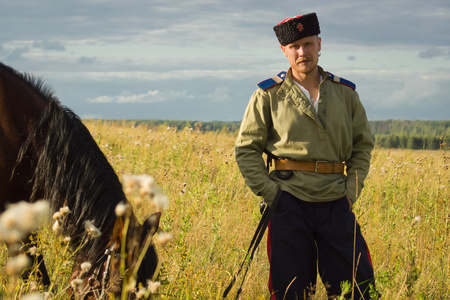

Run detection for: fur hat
[[273, 13, 321, 46]]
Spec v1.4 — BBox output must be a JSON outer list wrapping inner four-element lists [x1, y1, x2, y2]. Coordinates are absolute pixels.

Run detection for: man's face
[[281, 35, 322, 76]]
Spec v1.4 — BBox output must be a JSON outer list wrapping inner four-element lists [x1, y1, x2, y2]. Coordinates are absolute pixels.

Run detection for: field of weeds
[[0, 120, 449, 299]]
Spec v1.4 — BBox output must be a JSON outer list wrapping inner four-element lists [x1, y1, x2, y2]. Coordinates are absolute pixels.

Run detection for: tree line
[[108, 119, 449, 150], [370, 120, 449, 150]]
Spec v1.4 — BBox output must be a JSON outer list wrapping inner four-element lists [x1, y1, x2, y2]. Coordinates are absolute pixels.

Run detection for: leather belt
[[274, 160, 345, 174]]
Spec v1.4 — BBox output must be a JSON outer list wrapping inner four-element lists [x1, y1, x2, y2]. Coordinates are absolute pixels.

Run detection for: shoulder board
[[326, 72, 356, 90], [257, 71, 287, 91]]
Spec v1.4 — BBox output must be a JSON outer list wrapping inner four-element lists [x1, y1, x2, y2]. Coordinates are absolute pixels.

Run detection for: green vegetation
[[1, 121, 449, 299], [107, 119, 450, 150], [370, 120, 449, 150]]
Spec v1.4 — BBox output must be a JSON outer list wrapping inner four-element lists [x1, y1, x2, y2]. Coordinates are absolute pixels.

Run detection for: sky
[[1, 0, 449, 121]]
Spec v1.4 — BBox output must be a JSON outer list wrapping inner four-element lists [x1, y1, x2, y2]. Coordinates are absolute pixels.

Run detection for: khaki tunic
[[235, 67, 374, 206]]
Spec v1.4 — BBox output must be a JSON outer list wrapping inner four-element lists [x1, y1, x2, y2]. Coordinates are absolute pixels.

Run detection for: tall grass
[[0, 120, 448, 299]]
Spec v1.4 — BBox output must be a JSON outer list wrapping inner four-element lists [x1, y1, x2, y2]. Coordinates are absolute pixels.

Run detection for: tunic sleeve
[[345, 91, 374, 202], [235, 89, 280, 206]]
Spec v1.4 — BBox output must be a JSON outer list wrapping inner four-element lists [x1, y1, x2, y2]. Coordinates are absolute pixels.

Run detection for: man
[[235, 13, 376, 299]]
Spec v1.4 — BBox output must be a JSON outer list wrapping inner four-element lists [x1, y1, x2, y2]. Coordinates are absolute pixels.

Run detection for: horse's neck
[[0, 73, 48, 205]]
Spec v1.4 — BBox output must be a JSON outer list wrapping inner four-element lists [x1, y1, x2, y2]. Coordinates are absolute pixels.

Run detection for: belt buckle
[[315, 161, 327, 173]]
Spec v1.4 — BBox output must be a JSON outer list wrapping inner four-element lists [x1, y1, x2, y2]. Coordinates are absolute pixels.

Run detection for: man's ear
[[280, 45, 288, 57]]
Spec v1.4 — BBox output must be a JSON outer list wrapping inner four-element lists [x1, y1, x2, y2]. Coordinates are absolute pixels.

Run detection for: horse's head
[[69, 210, 161, 299]]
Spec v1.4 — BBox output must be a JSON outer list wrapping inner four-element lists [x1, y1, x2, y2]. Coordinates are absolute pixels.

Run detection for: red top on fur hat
[[273, 13, 320, 46]]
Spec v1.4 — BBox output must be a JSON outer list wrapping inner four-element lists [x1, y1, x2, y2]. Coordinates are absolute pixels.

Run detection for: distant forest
[[110, 119, 449, 150]]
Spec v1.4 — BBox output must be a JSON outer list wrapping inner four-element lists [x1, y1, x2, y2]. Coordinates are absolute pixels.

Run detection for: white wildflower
[[155, 232, 173, 247], [52, 211, 63, 221], [28, 280, 38, 292], [139, 175, 155, 197], [115, 202, 129, 217], [59, 206, 71, 216], [125, 278, 137, 292], [20, 293, 44, 300], [70, 278, 84, 292], [136, 287, 147, 299], [147, 280, 161, 294], [52, 220, 61, 234], [5, 254, 31, 275], [412, 216, 422, 225], [33, 200, 50, 216], [85, 221, 101, 238], [28, 246, 38, 256], [153, 193, 169, 211], [123, 174, 139, 194], [0, 200, 50, 243], [63, 236, 71, 244], [81, 262, 92, 273]]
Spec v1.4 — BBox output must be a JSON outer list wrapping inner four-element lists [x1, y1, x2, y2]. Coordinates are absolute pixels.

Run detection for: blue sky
[[1, 0, 449, 121]]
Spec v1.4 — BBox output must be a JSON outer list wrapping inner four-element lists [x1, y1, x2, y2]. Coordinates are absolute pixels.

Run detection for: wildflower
[[412, 216, 422, 225], [52, 211, 63, 221], [123, 174, 138, 194], [71, 278, 84, 292], [0, 200, 50, 243], [5, 254, 31, 275], [28, 246, 38, 256], [85, 221, 101, 238], [81, 262, 92, 273], [52, 220, 61, 234], [139, 175, 155, 197], [147, 280, 161, 294], [125, 278, 137, 293], [28, 280, 38, 292], [59, 206, 71, 216], [155, 232, 173, 247], [63, 236, 71, 244], [115, 202, 130, 217], [20, 294, 44, 300], [136, 288, 147, 299], [123, 174, 170, 211], [154, 193, 169, 211]]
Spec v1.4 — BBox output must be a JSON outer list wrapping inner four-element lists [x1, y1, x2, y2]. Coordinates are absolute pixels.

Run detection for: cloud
[[32, 40, 66, 51], [5, 46, 30, 61], [349, 69, 450, 120], [88, 89, 192, 104], [202, 86, 232, 102], [77, 56, 98, 64], [419, 47, 450, 59]]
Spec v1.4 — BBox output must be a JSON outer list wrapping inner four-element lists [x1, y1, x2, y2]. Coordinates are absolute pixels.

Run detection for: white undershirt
[[294, 76, 322, 114]]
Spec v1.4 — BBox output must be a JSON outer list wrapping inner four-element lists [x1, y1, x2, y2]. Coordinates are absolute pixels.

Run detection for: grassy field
[[1, 120, 449, 299]]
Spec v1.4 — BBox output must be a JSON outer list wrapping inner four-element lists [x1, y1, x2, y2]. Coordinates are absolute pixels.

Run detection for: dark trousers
[[268, 191, 375, 299]]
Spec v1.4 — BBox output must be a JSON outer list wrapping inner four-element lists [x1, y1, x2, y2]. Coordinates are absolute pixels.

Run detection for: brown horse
[[0, 62, 160, 299]]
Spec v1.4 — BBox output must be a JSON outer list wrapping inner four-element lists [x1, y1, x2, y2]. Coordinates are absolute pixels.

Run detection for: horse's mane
[[11, 66, 126, 262], [0, 62, 55, 102]]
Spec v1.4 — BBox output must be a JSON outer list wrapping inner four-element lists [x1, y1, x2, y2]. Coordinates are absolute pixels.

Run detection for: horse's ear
[[144, 212, 161, 236]]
